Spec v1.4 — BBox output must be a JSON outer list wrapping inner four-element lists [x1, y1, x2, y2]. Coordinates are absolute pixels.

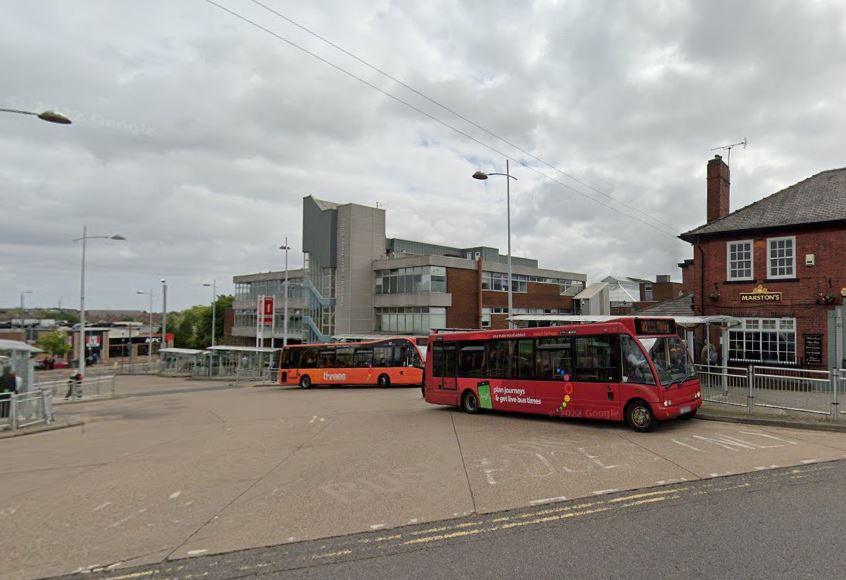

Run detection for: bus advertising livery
[[423, 317, 701, 432], [278, 337, 425, 388]]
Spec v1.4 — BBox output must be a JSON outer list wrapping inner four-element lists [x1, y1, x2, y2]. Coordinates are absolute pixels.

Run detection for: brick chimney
[[706, 154, 730, 223]]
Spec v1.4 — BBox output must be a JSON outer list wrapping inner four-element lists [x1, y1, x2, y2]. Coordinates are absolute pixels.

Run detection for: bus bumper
[[653, 396, 702, 420]]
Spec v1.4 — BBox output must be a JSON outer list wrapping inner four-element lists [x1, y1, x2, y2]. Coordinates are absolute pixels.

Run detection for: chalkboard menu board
[[803, 334, 823, 366]]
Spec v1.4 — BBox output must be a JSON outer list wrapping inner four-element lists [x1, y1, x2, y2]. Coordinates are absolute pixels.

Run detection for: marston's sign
[[740, 283, 782, 303]]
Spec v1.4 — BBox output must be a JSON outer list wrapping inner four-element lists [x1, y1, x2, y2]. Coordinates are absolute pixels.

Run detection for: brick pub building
[[680, 155, 846, 369]]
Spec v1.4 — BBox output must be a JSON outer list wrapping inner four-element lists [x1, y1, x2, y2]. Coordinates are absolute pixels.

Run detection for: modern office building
[[227, 195, 587, 345]]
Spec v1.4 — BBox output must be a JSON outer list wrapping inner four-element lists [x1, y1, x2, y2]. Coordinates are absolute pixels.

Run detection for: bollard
[[10, 394, 18, 430], [747, 366, 754, 414], [833, 372, 840, 420]]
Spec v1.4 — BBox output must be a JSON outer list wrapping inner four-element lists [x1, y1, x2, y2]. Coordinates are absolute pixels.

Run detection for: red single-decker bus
[[423, 317, 701, 432]]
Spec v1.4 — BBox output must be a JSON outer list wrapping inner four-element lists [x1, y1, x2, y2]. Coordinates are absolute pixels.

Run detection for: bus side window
[[516, 339, 534, 379], [318, 350, 336, 368], [486, 340, 514, 378], [353, 348, 373, 367], [373, 346, 392, 367], [620, 335, 655, 385], [336, 348, 354, 368], [535, 338, 573, 381], [457, 343, 486, 378], [574, 335, 620, 382], [300, 348, 318, 369]]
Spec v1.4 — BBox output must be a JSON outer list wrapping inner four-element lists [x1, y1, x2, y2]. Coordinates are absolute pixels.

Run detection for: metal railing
[[117, 362, 157, 375], [694, 364, 748, 407], [0, 389, 54, 431], [696, 364, 843, 418], [34, 375, 116, 403]]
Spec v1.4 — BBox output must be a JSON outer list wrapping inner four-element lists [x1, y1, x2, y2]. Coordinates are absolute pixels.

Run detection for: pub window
[[574, 335, 619, 382], [767, 236, 795, 279], [535, 337, 573, 381], [457, 343, 486, 377], [728, 318, 796, 364], [727, 240, 753, 281]]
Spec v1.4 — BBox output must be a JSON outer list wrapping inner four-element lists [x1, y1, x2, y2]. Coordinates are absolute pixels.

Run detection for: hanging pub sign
[[740, 283, 782, 303]]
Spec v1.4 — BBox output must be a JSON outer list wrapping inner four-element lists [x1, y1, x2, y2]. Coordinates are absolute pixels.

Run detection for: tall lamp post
[[74, 227, 126, 378], [1, 108, 72, 124], [161, 279, 168, 349], [279, 238, 291, 348], [19, 290, 32, 333], [203, 281, 217, 347], [137, 290, 153, 366], [473, 160, 518, 328]]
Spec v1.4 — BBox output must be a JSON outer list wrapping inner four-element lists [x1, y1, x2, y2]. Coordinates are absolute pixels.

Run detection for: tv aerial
[[710, 138, 748, 166]]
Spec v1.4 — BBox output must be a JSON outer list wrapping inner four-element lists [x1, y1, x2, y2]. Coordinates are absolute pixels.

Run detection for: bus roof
[[430, 317, 679, 341], [283, 336, 420, 349]]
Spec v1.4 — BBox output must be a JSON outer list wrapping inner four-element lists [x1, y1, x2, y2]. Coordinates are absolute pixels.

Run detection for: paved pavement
[[4, 377, 846, 579], [64, 461, 846, 579]]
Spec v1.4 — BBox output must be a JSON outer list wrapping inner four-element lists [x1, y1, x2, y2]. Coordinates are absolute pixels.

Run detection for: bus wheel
[[299, 375, 311, 389], [625, 400, 655, 432], [378, 374, 391, 387], [461, 390, 480, 414]]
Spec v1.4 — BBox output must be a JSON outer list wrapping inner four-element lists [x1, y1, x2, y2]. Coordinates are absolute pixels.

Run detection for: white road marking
[[408, 518, 418, 524], [169, 491, 182, 500], [309, 416, 317, 424], [800, 459, 821, 464], [739, 430, 798, 445], [672, 438, 702, 452], [370, 523, 385, 530], [529, 496, 568, 506], [480, 458, 502, 485], [592, 489, 619, 496], [578, 447, 620, 469], [0, 507, 17, 517], [187, 549, 208, 556], [182, 501, 194, 507], [93, 502, 111, 512]]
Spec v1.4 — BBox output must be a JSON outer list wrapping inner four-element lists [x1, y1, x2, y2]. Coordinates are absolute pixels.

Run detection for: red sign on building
[[257, 296, 275, 326]]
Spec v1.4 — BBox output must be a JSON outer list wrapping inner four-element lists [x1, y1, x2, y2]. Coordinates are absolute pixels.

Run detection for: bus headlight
[[663, 400, 672, 407]]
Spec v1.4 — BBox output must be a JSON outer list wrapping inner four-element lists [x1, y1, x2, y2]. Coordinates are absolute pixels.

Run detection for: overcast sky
[[3, 0, 845, 311]]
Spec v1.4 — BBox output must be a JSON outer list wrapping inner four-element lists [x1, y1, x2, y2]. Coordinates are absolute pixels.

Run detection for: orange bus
[[423, 317, 701, 432], [278, 337, 426, 388]]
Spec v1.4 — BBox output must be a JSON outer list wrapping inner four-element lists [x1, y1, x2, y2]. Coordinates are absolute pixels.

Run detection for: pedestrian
[[65, 370, 83, 400], [0, 366, 17, 418]]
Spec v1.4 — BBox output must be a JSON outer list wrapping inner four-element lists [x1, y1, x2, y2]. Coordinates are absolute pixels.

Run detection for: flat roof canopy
[[160, 348, 208, 355], [508, 314, 742, 328], [206, 345, 280, 353]]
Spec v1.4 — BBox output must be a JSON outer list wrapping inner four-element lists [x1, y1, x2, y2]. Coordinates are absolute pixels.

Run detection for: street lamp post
[[74, 227, 126, 378], [279, 238, 291, 348], [137, 290, 153, 367], [473, 160, 518, 328], [19, 290, 32, 334], [0, 108, 72, 124], [161, 279, 168, 349], [203, 281, 217, 347]]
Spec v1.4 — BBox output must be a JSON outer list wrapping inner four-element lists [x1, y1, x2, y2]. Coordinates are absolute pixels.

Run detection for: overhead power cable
[[201, 0, 681, 241], [244, 0, 679, 236]]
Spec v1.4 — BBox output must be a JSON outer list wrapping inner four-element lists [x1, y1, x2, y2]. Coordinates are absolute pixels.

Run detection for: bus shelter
[[199, 346, 281, 378], [159, 348, 208, 376], [0, 339, 43, 393]]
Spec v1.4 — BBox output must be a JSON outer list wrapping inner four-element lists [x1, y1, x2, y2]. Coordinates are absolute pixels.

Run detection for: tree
[[36, 331, 71, 357], [196, 295, 233, 348]]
